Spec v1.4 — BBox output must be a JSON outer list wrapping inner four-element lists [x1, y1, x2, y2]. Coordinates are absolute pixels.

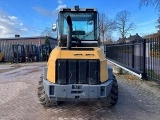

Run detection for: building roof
[[143, 32, 160, 38], [117, 37, 126, 43], [0, 36, 57, 40], [126, 33, 143, 41]]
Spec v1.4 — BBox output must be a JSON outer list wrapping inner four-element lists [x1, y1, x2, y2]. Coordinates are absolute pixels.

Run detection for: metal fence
[[106, 38, 160, 83]]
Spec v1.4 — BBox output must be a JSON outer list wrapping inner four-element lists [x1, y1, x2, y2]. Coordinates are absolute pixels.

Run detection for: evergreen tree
[[156, 16, 160, 32], [44, 36, 51, 53]]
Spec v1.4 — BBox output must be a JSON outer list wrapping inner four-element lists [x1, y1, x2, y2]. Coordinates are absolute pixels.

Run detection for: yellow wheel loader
[[38, 6, 118, 107]]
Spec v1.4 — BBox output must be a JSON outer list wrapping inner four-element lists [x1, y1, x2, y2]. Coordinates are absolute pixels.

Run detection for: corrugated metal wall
[[0, 41, 34, 62]]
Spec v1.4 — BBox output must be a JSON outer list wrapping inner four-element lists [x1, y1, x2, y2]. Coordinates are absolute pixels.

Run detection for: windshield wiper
[[80, 26, 99, 40]]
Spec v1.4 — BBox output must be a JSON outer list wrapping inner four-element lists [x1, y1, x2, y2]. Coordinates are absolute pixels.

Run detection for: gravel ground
[[0, 62, 160, 120]]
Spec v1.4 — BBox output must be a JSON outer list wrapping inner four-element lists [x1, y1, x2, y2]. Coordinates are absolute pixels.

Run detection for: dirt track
[[0, 62, 160, 120]]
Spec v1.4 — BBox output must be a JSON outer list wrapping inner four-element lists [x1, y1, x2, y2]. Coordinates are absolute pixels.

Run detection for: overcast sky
[[0, 0, 158, 40]]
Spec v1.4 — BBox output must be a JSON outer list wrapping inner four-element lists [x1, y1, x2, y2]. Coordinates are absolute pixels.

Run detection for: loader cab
[[11, 44, 25, 63], [25, 45, 37, 62], [53, 6, 100, 48], [40, 44, 51, 61]]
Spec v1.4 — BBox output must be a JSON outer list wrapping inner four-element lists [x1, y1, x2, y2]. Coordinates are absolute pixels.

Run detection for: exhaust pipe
[[66, 16, 72, 50]]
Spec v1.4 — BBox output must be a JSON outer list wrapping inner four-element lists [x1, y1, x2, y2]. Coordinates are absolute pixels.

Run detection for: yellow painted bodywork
[[47, 47, 108, 83], [0, 53, 3, 62]]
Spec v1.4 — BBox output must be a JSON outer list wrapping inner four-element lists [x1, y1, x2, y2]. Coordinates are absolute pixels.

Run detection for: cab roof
[[60, 6, 97, 12]]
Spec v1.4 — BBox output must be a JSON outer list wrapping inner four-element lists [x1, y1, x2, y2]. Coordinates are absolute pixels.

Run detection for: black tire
[[1, 57, 4, 63], [99, 74, 118, 108], [37, 76, 59, 107], [107, 74, 118, 107]]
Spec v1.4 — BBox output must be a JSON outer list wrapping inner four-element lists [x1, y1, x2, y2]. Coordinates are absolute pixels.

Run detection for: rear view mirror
[[52, 24, 57, 31]]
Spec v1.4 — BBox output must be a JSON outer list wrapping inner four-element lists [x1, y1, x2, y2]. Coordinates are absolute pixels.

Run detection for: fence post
[[142, 39, 147, 79], [132, 41, 134, 68], [105, 44, 107, 58]]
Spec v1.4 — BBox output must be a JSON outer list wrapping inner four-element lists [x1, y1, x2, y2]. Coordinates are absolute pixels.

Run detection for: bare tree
[[99, 13, 116, 46], [140, 0, 160, 11], [41, 27, 56, 37], [115, 10, 134, 42]]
